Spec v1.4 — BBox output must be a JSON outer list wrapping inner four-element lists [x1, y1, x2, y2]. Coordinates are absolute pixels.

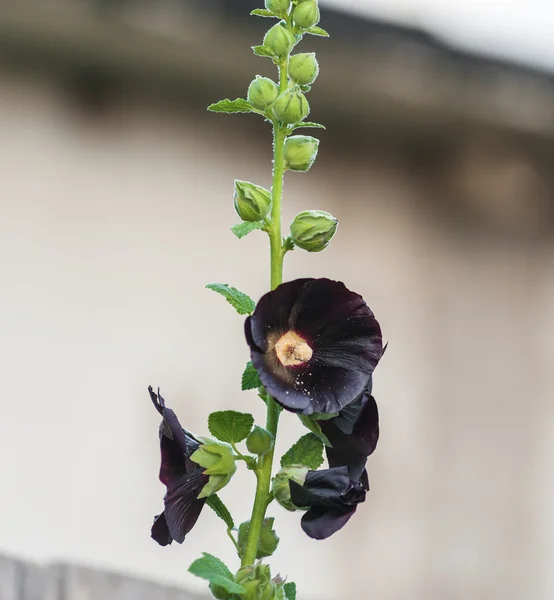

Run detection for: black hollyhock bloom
[[289, 466, 368, 540], [148, 386, 208, 546], [245, 278, 383, 415], [319, 379, 379, 481]]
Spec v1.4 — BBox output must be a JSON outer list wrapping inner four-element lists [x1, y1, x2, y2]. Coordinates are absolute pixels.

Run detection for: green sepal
[[189, 553, 246, 595], [282, 236, 296, 253], [290, 121, 326, 132], [284, 582, 297, 600], [208, 98, 255, 113], [280, 432, 324, 470], [252, 45, 276, 58], [208, 410, 255, 444], [206, 283, 256, 315], [305, 25, 329, 37], [206, 494, 235, 530], [298, 414, 332, 447], [231, 221, 264, 239], [251, 8, 276, 17], [238, 517, 280, 559], [191, 440, 237, 497], [242, 361, 262, 391]]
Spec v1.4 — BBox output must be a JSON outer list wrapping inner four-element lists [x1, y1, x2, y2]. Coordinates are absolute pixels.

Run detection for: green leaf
[[231, 221, 264, 239], [208, 98, 254, 114], [280, 433, 324, 470], [252, 45, 276, 58], [284, 582, 297, 600], [206, 283, 256, 315], [298, 414, 332, 447], [306, 25, 330, 37], [206, 494, 234, 530], [242, 361, 262, 391], [251, 8, 276, 17], [238, 517, 279, 559], [209, 410, 254, 444], [189, 553, 246, 595], [291, 121, 326, 132]]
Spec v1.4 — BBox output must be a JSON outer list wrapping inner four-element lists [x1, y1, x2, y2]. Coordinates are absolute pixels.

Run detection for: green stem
[[241, 51, 290, 569]]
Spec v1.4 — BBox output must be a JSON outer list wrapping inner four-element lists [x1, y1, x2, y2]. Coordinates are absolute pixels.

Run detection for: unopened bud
[[248, 76, 279, 111], [293, 0, 320, 28], [284, 135, 319, 172], [265, 0, 291, 17], [190, 440, 237, 498], [246, 426, 274, 456], [234, 180, 272, 222], [236, 564, 276, 600], [263, 23, 296, 58], [272, 465, 309, 511], [209, 583, 232, 600], [273, 89, 310, 124], [288, 52, 319, 85], [290, 210, 338, 252]]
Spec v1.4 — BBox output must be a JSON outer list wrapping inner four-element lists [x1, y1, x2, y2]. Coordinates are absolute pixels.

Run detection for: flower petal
[[164, 470, 209, 543], [300, 505, 357, 540], [151, 512, 173, 546]]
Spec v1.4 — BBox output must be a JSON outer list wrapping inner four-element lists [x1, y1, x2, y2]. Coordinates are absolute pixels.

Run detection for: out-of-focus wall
[[1, 67, 553, 600]]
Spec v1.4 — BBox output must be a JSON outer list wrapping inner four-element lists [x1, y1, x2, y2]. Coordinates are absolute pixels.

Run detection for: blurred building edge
[[1, 0, 554, 239]]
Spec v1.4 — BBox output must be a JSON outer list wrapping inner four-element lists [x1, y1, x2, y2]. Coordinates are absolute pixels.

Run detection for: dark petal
[[289, 467, 350, 510], [360, 469, 370, 492], [164, 469, 209, 543], [149, 386, 164, 415], [300, 506, 357, 540], [151, 512, 173, 546]]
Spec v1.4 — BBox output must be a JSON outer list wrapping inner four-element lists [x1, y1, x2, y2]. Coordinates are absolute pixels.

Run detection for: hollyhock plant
[[145, 2, 386, 598]]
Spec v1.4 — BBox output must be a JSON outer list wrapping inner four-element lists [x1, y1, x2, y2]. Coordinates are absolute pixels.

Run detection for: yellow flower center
[[275, 331, 313, 366]]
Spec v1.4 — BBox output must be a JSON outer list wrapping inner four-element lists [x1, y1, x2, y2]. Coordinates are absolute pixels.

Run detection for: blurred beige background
[[1, 1, 553, 599]]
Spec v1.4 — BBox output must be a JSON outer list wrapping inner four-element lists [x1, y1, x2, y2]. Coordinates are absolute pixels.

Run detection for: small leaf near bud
[[273, 89, 310, 124], [290, 210, 338, 252], [263, 22, 296, 58], [272, 465, 309, 511], [288, 52, 319, 85], [247, 76, 279, 111], [284, 135, 319, 172], [209, 583, 232, 600], [252, 45, 276, 58], [246, 425, 274, 456], [265, 0, 291, 17], [234, 180, 272, 222], [293, 0, 320, 29]]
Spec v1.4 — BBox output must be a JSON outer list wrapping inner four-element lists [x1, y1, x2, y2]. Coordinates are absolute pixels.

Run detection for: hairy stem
[[241, 51, 290, 568]]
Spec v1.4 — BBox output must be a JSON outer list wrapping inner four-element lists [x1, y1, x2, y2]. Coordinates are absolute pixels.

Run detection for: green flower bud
[[238, 517, 279, 559], [246, 425, 274, 456], [236, 564, 276, 600], [272, 89, 310, 124], [234, 180, 272, 222], [265, 0, 291, 17], [288, 52, 319, 85], [293, 0, 320, 28], [209, 583, 232, 600], [272, 465, 308, 511], [290, 209, 338, 252], [190, 440, 237, 498], [284, 135, 319, 172], [263, 23, 296, 58], [248, 76, 279, 111]]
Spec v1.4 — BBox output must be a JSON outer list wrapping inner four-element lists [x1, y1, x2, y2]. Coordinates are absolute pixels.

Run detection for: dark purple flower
[[289, 466, 368, 540], [245, 278, 383, 415], [319, 379, 379, 481], [148, 386, 208, 546]]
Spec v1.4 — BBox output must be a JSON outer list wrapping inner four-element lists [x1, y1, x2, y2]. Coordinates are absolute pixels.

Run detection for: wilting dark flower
[[148, 386, 208, 546], [245, 278, 382, 415], [319, 378, 379, 481], [289, 466, 368, 540]]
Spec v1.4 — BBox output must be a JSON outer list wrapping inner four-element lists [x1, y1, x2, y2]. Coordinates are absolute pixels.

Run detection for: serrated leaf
[[242, 361, 262, 391], [206, 494, 234, 530], [231, 221, 264, 239], [252, 45, 275, 58], [306, 25, 329, 37], [251, 8, 276, 17], [209, 410, 254, 444], [206, 283, 256, 315], [280, 433, 324, 470], [238, 517, 279, 559], [284, 582, 297, 600], [208, 98, 254, 114], [298, 414, 332, 447], [291, 121, 326, 131], [189, 553, 245, 595]]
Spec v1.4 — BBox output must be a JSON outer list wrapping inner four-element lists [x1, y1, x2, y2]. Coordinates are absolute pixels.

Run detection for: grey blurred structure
[[1, 2, 553, 600]]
